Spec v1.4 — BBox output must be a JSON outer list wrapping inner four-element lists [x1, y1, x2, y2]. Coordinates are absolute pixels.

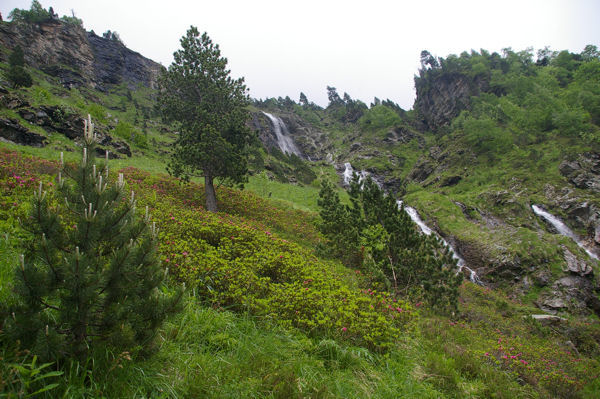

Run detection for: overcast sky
[[2, 0, 599, 109]]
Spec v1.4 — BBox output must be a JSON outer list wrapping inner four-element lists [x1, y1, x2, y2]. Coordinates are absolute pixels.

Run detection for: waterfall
[[398, 200, 483, 285], [262, 112, 301, 156], [342, 162, 372, 186], [532, 204, 599, 261]]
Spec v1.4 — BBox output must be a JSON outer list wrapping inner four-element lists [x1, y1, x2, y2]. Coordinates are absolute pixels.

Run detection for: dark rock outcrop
[[0, 118, 47, 146], [0, 20, 160, 90], [415, 72, 488, 131], [407, 159, 434, 182]]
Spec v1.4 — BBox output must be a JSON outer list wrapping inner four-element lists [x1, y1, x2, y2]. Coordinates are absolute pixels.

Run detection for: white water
[[342, 162, 372, 186], [532, 204, 599, 261], [262, 112, 301, 157], [397, 200, 483, 285]]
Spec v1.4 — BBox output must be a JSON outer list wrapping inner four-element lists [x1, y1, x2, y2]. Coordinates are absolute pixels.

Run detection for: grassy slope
[[1, 47, 600, 397], [1, 148, 599, 398]]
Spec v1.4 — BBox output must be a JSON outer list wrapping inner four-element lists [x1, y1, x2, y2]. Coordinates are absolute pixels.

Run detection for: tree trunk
[[204, 174, 217, 212]]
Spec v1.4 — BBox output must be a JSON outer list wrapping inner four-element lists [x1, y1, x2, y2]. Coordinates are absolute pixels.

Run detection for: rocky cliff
[[0, 19, 161, 90], [414, 72, 488, 131]]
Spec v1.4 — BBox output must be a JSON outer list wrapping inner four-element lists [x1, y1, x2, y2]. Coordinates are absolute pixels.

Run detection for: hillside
[[1, 5, 600, 398]]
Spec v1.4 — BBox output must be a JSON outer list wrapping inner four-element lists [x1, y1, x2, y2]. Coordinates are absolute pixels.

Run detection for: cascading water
[[262, 112, 301, 157], [397, 200, 483, 285], [532, 204, 599, 261], [342, 162, 372, 186]]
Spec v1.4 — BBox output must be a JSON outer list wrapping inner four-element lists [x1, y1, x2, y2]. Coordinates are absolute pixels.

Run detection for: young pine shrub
[[4, 116, 182, 361], [317, 174, 462, 312]]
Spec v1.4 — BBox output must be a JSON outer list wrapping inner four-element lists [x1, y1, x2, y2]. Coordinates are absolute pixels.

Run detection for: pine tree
[[6, 116, 182, 360], [5, 45, 32, 89], [317, 174, 462, 311], [157, 26, 252, 212]]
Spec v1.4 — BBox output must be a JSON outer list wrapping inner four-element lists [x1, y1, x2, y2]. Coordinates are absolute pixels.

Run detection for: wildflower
[[341, 327, 347, 332], [485, 352, 489, 357]]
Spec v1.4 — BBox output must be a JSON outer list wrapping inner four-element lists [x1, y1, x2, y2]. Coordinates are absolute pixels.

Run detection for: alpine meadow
[[1, 2, 600, 398]]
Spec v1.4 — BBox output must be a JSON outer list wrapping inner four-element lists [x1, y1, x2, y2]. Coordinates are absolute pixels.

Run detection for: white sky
[[2, 0, 599, 109]]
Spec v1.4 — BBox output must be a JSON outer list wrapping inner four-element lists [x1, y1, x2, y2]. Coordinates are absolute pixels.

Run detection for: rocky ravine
[[0, 19, 161, 90]]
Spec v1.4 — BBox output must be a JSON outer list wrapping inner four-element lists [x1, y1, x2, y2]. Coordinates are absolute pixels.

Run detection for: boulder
[[562, 247, 593, 276], [528, 314, 566, 326]]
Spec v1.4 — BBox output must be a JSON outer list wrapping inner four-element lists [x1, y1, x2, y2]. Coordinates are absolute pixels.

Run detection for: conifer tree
[[5, 45, 32, 89], [6, 116, 182, 360], [317, 173, 462, 311], [157, 26, 252, 212]]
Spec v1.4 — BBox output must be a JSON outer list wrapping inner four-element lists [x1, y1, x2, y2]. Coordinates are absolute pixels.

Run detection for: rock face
[[562, 247, 593, 276], [0, 117, 47, 146], [0, 20, 161, 89], [415, 72, 488, 130], [0, 91, 131, 157], [250, 111, 330, 161], [559, 153, 600, 193], [538, 276, 600, 316]]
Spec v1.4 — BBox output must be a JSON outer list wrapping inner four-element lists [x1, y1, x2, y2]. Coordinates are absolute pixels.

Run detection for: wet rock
[[563, 247, 593, 276], [0, 118, 47, 147]]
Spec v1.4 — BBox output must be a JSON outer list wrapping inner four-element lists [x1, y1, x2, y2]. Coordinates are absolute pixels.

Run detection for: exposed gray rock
[[563, 247, 593, 276], [529, 314, 566, 325], [559, 153, 600, 193], [538, 275, 600, 316], [415, 72, 489, 130], [0, 20, 160, 90], [533, 269, 552, 287]]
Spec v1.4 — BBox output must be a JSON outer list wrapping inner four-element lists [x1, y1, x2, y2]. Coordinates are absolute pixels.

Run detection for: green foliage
[[317, 175, 463, 311], [4, 46, 32, 89], [113, 120, 148, 148], [3, 118, 181, 361], [157, 26, 253, 212], [0, 355, 63, 398], [458, 114, 513, 155], [359, 105, 403, 131], [150, 196, 415, 351], [8, 1, 51, 24]]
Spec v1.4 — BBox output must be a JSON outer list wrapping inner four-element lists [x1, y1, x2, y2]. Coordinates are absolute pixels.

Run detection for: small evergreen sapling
[[6, 116, 182, 360]]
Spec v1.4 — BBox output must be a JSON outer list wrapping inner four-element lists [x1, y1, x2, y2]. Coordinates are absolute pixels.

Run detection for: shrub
[[3, 117, 182, 361], [317, 175, 463, 312], [149, 199, 416, 351]]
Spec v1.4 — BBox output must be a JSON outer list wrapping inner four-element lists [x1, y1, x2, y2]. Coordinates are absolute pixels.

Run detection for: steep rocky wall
[[0, 20, 161, 90], [415, 72, 488, 131]]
